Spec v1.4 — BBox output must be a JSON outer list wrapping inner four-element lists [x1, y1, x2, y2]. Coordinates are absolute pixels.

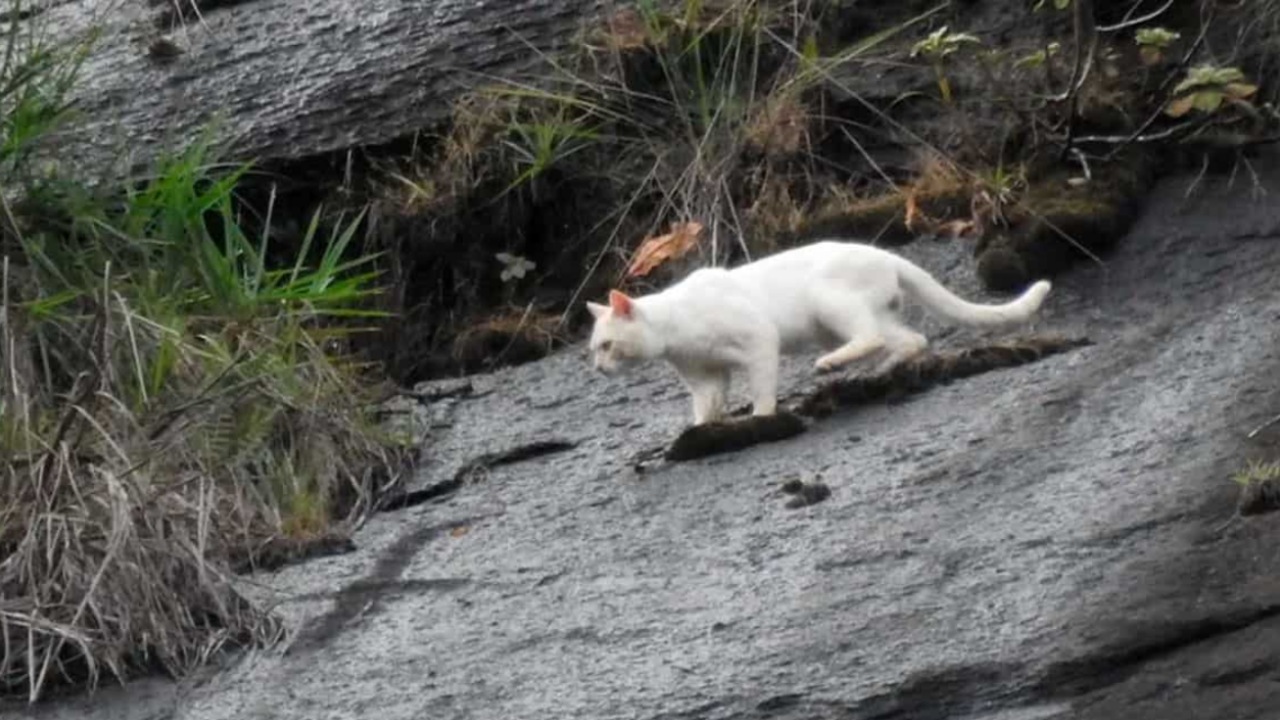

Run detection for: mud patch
[[798, 335, 1092, 419], [1238, 480, 1280, 516], [975, 151, 1159, 292], [639, 336, 1088, 465], [665, 412, 808, 462], [780, 478, 832, 510]]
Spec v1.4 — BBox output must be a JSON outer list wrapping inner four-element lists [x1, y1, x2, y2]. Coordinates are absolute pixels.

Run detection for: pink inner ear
[[608, 289, 633, 318]]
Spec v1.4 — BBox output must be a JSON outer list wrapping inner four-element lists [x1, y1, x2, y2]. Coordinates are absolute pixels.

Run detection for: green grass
[[0, 3, 408, 703], [1233, 458, 1280, 487]]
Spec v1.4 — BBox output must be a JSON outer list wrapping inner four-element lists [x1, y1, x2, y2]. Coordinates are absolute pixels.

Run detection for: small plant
[[1135, 27, 1180, 65], [1013, 41, 1061, 70], [1165, 65, 1259, 118], [501, 116, 598, 198], [1233, 458, 1280, 486], [972, 161, 1027, 227], [495, 252, 537, 282], [1233, 458, 1280, 516], [910, 26, 983, 105]]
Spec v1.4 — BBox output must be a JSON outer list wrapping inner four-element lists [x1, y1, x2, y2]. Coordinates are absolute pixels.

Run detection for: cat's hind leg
[[872, 314, 928, 375], [811, 285, 885, 373]]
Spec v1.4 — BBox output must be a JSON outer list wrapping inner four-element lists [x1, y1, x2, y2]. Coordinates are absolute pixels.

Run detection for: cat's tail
[[895, 259, 1051, 327]]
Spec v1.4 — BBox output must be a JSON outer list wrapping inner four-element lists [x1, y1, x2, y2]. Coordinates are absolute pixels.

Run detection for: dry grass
[[450, 309, 569, 372], [0, 124, 411, 699], [744, 92, 812, 158], [0, 274, 405, 699], [357, 0, 946, 381]]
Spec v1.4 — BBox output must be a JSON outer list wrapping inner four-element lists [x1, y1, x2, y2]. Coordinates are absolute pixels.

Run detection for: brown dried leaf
[[936, 218, 978, 240], [904, 190, 937, 235], [450, 526, 470, 538], [626, 221, 704, 278], [1165, 94, 1196, 118]]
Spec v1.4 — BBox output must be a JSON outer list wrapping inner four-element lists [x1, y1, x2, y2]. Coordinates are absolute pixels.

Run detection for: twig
[[1048, 0, 1097, 104], [1074, 121, 1199, 145], [1247, 412, 1280, 439], [1069, 147, 1093, 181], [1097, 0, 1176, 33], [1183, 152, 1210, 199]]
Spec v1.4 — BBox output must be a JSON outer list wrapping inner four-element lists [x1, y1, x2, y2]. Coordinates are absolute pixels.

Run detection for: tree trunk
[[39, 0, 605, 178]]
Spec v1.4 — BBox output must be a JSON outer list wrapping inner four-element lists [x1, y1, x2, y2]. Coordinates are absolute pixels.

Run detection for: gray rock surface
[[36, 0, 603, 177], [11, 158, 1280, 719]]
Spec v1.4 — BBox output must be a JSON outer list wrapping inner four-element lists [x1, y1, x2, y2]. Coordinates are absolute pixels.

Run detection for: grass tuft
[[1234, 458, 1280, 516], [0, 14, 409, 701]]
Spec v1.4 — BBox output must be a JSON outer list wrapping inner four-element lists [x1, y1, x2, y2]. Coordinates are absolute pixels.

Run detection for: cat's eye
[[599, 341, 613, 352]]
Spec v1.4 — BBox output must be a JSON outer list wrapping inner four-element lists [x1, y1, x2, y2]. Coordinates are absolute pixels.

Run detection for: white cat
[[586, 239, 1051, 426]]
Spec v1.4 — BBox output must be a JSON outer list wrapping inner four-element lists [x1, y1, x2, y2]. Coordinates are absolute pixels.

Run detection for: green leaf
[[1192, 90, 1224, 113], [801, 34, 820, 65]]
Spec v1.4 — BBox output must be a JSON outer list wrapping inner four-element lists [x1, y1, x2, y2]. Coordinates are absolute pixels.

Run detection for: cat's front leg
[[744, 351, 780, 417], [679, 367, 727, 425], [690, 387, 715, 425]]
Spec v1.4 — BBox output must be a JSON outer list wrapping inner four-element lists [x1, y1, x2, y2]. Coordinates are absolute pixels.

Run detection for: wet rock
[[34, 0, 607, 179], [10, 156, 1280, 720]]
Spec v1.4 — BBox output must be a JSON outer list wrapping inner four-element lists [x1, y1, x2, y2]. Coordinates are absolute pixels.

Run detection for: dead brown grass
[[802, 153, 976, 246], [1, 239, 408, 701], [744, 93, 812, 158], [450, 309, 568, 373]]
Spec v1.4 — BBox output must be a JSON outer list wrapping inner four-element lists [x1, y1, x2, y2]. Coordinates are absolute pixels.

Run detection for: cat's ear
[[586, 301, 609, 319], [608, 289, 635, 319]]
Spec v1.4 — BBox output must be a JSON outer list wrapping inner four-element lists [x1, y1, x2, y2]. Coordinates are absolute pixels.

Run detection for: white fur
[[587, 239, 1052, 426]]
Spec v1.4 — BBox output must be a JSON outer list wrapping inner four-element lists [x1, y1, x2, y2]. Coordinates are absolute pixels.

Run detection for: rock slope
[[12, 157, 1280, 720]]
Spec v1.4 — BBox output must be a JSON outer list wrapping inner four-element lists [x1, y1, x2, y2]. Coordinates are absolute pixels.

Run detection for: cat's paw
[[814, 356, 840, 374]]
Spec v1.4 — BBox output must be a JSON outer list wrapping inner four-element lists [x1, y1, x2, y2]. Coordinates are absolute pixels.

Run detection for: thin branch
[[1074, 120, 1199, 145], [1047, 0, 1098, 104], [1097, 0, 1177, 33], [1248, 412, 1280, 439]]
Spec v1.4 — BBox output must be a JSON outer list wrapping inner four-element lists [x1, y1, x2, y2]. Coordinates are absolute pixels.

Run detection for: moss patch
[[974, 149, 1160, 292], [780, 478, 833, 509], [802, 186, 972, 246], [651, 335, 1089, 465], [666, 411, 808, 462], [798, 335, 1092, 418]]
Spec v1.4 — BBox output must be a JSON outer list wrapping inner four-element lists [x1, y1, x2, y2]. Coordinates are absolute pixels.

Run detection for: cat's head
[[585, 290, 659, 374]]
